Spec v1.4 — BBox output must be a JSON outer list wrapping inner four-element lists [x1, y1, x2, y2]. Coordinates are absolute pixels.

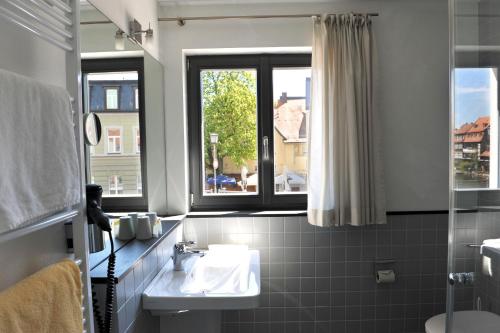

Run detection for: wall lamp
[[129, 19, 153, 45], [114, 29, 125, 50]]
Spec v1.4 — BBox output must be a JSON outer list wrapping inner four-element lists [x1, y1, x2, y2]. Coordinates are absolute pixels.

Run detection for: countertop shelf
[[90, 219, 182, 283]]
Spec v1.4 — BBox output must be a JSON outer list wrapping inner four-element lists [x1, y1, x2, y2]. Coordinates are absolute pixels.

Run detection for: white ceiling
[[159, 0, 339, 5], [81, 0, 368, 8]]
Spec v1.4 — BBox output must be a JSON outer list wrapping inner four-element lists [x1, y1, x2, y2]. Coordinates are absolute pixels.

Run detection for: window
[[105, 87, 119, 110], [108, 175, 124, 195], [107, 128, 122, 154], [82, 58, 147, 211], [188, 54, 311, 210], [454, 67, 498, 189]]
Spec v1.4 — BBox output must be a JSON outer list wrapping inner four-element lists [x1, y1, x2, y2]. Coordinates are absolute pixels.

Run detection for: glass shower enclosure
[[448, 0, 500, 332]]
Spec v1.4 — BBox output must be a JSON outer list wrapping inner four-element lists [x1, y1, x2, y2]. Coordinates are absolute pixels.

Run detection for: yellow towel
[[0, 259, 83, 333]]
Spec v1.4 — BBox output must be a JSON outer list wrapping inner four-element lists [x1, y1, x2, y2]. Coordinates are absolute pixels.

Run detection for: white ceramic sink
[[143, 248, 260, 312]]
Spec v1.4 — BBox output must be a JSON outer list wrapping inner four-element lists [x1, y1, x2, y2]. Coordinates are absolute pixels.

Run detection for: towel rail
[[7, 0, 73, 38], [1, 0, 93, 331], [0, 0, 73, 51], [0, 209, 79, 244], [44, 0, 72, 13], [25, 0, 72, 26], [74, 258, 87, 333]]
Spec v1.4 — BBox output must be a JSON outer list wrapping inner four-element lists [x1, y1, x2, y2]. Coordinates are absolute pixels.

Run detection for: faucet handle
[[174, 241, 196, 253], [178, 241, 196, 246]]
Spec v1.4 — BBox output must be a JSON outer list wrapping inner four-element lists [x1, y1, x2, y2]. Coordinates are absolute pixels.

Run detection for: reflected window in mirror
[[82, 58, 148, 211], [454, 67, 498, 189], [106, 127, 122, 154], [105, 87, 119, 110], [137, 174, 142, 195], [108, 175, 124, 195], [134, 86, 139, 110], [134, 127, 140, 154]]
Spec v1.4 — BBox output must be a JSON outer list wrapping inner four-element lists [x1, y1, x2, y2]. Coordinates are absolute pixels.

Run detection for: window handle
[[263, 136, 269, 161]]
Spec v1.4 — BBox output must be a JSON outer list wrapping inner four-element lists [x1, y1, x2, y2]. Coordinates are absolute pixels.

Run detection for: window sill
[[187, 210, 307, 218]]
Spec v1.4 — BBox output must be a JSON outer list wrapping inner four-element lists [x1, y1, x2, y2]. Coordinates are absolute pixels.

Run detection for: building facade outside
[[454, 116, 490, 187], [88, 79, 142, 197]]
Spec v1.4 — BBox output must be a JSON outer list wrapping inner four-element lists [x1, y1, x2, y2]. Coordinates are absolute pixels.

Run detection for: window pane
[[106, 88, 118, 109], [135, 88, 139, 109], [273, 68, 311, 194], [454, 68, 498, 189], [200, 69, 258, 195], [84, 71, 143, 198]]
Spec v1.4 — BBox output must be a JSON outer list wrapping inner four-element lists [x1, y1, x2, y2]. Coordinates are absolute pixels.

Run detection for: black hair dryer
[[86, 184, 110, 253], [87, 184, 116, 333]]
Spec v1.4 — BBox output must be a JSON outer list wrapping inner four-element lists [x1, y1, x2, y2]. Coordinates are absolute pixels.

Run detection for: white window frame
[[133, 127, 140, 154], [134, 87, 139, 110], [106, 127, 123, 154], [137, 174, 142, 194], [105, 87, 119, 110]]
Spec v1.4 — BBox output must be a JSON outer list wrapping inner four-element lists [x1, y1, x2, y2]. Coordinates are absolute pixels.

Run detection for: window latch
[[263, 136, 269, 161]]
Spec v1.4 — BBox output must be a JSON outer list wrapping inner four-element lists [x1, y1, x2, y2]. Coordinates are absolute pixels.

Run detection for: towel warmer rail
[[0, 1, 93, 332], [0, 209, 79, 243], [0, 0, 73, 51]]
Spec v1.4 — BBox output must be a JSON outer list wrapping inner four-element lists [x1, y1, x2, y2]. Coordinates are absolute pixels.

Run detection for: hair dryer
[[86, 184, 115, 333]]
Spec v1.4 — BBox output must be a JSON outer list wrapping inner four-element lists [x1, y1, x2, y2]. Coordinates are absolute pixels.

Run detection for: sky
[[455, 68, 497, 127], [273, 68, 311, 99]]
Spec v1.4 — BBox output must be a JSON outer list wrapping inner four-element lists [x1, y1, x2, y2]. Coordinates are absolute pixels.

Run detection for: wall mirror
[[79, 1, 166, 211]]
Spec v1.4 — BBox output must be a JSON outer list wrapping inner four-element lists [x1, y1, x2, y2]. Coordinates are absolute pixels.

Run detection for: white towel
[[0, 69, 80, 234]]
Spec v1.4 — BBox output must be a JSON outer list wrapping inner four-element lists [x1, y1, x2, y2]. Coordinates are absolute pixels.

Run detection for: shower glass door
[[448, 0, 500, 332]]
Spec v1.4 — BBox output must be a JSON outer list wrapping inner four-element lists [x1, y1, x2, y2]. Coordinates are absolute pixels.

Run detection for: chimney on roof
[[276, 92, 287, 108]]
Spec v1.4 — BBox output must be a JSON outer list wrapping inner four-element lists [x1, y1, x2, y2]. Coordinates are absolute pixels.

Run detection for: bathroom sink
[[426, 310, 500, 333], [142, 247, 260, 312]]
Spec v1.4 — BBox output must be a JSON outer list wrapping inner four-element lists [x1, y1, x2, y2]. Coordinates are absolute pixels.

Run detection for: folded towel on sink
[[481, 239, 500, 255], [181, 245, 251, 294]]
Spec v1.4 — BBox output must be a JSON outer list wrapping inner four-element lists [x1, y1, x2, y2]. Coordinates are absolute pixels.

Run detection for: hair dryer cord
[[92, 231, 116, 333]]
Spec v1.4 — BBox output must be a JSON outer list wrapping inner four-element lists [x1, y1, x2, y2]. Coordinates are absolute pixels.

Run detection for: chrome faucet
[[173, 241, 205, 271]]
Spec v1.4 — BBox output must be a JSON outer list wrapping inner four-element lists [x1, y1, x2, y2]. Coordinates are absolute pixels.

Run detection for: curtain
[[307, 14, 386, 227]]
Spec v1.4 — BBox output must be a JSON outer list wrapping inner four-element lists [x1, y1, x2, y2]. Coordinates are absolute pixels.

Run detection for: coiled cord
[[91, 285, 104, 333], [92, 231, 115, 333]]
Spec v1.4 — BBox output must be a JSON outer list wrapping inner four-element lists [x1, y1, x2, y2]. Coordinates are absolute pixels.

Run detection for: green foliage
[[202, 70, 257, 169], [455, 159, 479, 172]]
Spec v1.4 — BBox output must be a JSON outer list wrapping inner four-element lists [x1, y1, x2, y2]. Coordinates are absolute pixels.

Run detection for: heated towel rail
[[0, 1, 92, 332]]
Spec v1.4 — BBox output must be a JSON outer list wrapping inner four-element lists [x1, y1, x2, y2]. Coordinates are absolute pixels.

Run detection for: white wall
[[159, 0, 450, 214], [88, 0, 160, 60]]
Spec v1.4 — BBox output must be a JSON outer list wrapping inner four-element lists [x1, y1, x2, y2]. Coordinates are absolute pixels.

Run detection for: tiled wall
[[183, 213, 449, 333], [454, 211, 500, 314], [93, 229, 180, 333]]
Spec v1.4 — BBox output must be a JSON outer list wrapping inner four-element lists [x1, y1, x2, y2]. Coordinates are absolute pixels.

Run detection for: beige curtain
[[307, 15, 386, 227]]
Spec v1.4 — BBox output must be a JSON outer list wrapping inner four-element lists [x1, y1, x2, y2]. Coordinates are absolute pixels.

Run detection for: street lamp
[[210, 133, 219, 193]]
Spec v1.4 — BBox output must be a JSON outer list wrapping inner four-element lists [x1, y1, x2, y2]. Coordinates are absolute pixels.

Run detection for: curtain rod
[[159, 13, 379, 26], [80, 13, 379, 26]]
